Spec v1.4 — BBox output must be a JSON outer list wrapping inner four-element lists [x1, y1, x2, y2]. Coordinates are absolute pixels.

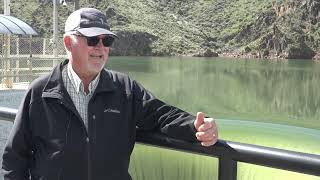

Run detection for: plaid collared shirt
[[62, 63, 100, 131]]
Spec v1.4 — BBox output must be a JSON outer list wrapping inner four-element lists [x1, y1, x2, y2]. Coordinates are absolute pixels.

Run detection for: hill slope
[[3, 0, 320, 59]]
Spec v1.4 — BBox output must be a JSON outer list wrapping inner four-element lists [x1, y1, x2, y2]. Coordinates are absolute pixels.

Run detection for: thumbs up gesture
[[194, 112, 218, 146]]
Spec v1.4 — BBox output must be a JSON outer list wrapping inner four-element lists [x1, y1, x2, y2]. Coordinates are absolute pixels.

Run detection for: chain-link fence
[[0, 35, 67, 58], [0, 35, 66, 89]]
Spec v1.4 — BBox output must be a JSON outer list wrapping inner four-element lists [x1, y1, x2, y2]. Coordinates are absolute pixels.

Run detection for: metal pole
[[4, 0, 10, 59], [3, 0, 12, 88], [43, 38, 46, 56], [15, 38, 19, 83], [4, 0, 10, 15], [218, 157, 237, 180], [74, 0, 79, 10], [53, 0, 59, 62]]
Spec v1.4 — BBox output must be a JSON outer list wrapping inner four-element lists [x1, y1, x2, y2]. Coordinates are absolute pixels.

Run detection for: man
[[2, 8, 218, 180]]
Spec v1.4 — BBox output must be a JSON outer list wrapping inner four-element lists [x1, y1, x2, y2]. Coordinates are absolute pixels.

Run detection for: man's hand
[[194, 112, 218, 146]]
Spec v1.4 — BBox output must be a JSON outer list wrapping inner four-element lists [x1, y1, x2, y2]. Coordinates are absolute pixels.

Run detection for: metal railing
[[0, 107, 320, 180]]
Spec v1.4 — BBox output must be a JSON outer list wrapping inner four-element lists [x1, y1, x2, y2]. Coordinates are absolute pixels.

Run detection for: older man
[[2, 8, 218, 180]]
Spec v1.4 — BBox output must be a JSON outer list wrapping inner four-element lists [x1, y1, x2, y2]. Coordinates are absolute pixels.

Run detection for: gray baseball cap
[[65, 8, 117, 37]]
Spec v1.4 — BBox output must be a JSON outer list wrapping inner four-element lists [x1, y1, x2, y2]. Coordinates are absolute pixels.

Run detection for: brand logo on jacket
[[104, 108, 120, 114]]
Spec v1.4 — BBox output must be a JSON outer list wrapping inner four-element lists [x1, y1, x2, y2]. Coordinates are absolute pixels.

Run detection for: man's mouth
[[90, 55, 103, 58]]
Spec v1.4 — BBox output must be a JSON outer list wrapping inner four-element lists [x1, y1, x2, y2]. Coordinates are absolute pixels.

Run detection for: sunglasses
[[74, 34, 115, 47]]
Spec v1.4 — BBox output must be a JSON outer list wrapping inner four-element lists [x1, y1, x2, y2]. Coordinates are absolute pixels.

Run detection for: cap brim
[[77, 27, 118, 37]]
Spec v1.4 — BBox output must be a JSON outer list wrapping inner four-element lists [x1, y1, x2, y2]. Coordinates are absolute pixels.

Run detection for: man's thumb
[[194, 112, 205, 130]]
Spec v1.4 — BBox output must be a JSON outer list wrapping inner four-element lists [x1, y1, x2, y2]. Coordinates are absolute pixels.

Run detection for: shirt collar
[[67, 62, 100, 95]]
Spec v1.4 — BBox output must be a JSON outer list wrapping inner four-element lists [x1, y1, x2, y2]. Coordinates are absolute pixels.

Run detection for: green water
[[108, 56, 320, 131], [107, 56, 320, 180]]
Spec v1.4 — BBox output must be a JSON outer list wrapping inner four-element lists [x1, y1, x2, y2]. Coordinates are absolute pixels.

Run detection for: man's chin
[[89, 66, 104, 74]]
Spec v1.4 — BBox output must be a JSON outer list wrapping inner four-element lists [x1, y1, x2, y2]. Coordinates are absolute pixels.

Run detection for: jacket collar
[[43, 59, 116, 98], [96, 68, 117, 93]]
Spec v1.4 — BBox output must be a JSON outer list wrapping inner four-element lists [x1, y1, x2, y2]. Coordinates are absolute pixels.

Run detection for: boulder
[[284, 44, 316, 59], [312, 52, 320, 60], [203, 49, 218, 57], [193, 49, 218, 57], [111, 31, 157, 56]]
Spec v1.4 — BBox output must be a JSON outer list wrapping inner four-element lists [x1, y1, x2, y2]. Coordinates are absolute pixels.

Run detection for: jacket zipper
[[58, 168, 63, 180], [87, 136, 91, 180], [59, 99, 90, 180]]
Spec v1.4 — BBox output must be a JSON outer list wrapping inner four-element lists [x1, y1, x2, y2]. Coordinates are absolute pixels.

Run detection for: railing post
[[15, 58, 19, 83], [218, 157, 237, 180], [43, 38, 46, 56], [27, 57, 33, 82]]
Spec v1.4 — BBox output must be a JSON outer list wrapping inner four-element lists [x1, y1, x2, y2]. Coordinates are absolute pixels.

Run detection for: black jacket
[[2, 60, 197, 180]]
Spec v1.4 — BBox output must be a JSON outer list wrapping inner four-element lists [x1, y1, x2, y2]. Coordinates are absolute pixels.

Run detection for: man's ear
[[64, 35, 72, 52]]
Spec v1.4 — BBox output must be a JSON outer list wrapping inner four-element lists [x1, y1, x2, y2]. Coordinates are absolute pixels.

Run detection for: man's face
[[66, 34, 111, 78]]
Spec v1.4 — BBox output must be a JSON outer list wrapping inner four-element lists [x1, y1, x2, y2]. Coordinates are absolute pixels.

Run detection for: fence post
[[27, 57, 33, 82], [16, 38, 19, 55], [3, 34, 12, 88], [15, 38, 19, 83], [218, 157, 237, 180], [43, 38, 46, 56], [15, 58, 19, 83], [29, 35, 33, 57]]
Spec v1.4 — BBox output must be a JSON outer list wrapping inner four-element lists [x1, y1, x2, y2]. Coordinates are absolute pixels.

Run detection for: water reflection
[[109, 57, 320, 130], [2, 57, 320, 130]]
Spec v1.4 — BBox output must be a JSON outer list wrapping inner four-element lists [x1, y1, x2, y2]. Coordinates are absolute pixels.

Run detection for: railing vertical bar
[[218, 157, 237, 180]]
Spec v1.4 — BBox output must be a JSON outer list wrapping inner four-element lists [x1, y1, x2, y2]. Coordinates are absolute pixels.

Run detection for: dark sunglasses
[[74, 34, 115, 47]]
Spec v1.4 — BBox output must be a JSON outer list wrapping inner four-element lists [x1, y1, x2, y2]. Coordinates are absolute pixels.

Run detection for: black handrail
[[136, 131, 320, 179], [0, 107, 17, 121], [1, 107, 320, 179]]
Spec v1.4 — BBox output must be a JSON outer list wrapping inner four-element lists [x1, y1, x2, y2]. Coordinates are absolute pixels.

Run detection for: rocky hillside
[[2, 0, 320, 59]]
